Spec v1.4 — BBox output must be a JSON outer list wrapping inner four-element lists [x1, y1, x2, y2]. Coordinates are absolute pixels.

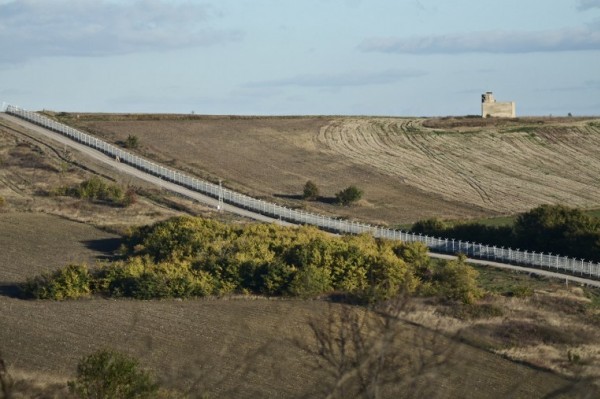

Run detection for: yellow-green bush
[[430, 254, 483, 304], [24, 216, 483, 303], [22, 264, 91, 300], [96, 256, 217, 299]]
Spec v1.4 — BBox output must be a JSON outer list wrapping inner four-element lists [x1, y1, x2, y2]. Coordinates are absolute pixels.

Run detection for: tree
[[68, 349, 159, 399], [298, 298, 454, 399], [124, 135, 140, 149], [336, 185, 363, 206], [514, 204, 600, 260], [302, 180, 320, 200]]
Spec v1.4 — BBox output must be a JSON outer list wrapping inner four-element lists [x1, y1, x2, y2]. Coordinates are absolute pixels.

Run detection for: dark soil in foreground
[[0, 212, 583, 398]]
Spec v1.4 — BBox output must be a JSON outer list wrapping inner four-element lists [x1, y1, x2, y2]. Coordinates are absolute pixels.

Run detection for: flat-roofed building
[[481, 92, 515, 118]]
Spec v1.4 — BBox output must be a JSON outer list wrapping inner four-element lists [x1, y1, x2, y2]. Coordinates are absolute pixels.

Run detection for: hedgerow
[[411, 204, 600, 262], [23, 216, 482, 303]]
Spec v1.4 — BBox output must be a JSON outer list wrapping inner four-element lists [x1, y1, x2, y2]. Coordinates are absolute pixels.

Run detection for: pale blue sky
[[1, 0, 599, 116]]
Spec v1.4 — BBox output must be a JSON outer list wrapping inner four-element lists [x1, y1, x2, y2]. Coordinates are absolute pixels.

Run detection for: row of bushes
[[412, 205, 600, 262], [23, 216, 482, 304], [53, 176, 136, 207]]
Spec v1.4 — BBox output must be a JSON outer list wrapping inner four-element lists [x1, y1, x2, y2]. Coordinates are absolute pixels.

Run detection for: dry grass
[[57, 114, 493, 224], [57, 113, 600, 224], [317, 118, 600, 214]]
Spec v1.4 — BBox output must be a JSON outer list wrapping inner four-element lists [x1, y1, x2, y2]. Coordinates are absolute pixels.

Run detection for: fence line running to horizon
[[4, 103, 600, 280]]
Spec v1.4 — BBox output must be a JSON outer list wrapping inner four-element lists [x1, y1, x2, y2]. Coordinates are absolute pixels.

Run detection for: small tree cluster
[[23, 216, 483, 304], [68, 349, 159, 399], [301, 181, 364, 206], [22, 264, 91, 300], [411, 204, 600, 262], [336, 185, 363, 206]]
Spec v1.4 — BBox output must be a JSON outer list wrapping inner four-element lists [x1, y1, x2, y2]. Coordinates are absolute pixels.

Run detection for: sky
[[0, 0, 599, 116]]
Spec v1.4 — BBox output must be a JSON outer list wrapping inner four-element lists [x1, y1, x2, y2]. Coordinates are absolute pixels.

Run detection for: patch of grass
[[585, 208, 600, 219], [502, 126, 540, 134], [440, 301, 504, 320], [471, 264, 548, 297], [53, 176, 135, 207]]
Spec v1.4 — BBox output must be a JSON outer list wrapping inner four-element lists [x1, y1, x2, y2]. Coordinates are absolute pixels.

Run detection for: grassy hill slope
[[55, 113, 600, 224]]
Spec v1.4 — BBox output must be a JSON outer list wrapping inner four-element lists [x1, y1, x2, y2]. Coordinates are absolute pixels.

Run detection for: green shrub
[[432, 254, 482, 304], [288, 263, 332, 298], [22, 264, 91, 300], [335, 185, 363, 206], [68, 349, 158, 399], [302, 180, 320, 200], [96, 257, 217, 299], [411, 204, 600, 262], [53, 176, 132, 207], [123, 135, 140, 149]]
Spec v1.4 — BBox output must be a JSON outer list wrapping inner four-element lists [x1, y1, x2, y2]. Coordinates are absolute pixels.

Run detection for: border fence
[[3, 103, 599, 280]]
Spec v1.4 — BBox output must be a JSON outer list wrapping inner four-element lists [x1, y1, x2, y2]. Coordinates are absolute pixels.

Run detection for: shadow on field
[[81, 238, 123, 260], [274, 193, 339, 205], [0, 282, 22, 298]]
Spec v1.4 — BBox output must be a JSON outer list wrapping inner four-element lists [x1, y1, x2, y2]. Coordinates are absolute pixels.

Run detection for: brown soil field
[[54, 113, 600, 224], [1, 212, 599, 398]]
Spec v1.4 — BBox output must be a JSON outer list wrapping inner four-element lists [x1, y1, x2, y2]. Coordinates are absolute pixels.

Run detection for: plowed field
[[317, 118, 600, 214], [0, 212, 580, 398]]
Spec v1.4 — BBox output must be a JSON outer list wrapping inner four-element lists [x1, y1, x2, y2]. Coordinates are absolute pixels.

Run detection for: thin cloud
[[245, 69, 426, 88], [578, 0, 600, 10], [0, 0, 242, 64], [359, 27, 600, 54]]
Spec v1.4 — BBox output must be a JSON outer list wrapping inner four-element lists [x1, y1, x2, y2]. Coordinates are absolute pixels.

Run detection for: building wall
[[482, 101, 515, 118]]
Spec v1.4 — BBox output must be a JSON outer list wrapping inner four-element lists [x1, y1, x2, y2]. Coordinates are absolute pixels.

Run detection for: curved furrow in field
[[316, 118, 600, 213]]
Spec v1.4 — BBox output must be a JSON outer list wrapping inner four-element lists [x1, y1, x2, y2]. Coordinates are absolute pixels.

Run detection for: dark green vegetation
[[335, 185, 363, 206], [53, 176, 136, 207], [22, 216, 481, 304], [123, 134, 140, 149], [302, 180, 319, 200], [68, 350, 160, 399], [412, 204, 600, 262]]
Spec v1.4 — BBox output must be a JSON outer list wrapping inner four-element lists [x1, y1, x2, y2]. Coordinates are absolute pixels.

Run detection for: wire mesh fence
[[4, 103, 599, 280]]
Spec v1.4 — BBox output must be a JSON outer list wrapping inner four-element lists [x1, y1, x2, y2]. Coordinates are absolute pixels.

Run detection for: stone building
[[481, 92, 515, 118]]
